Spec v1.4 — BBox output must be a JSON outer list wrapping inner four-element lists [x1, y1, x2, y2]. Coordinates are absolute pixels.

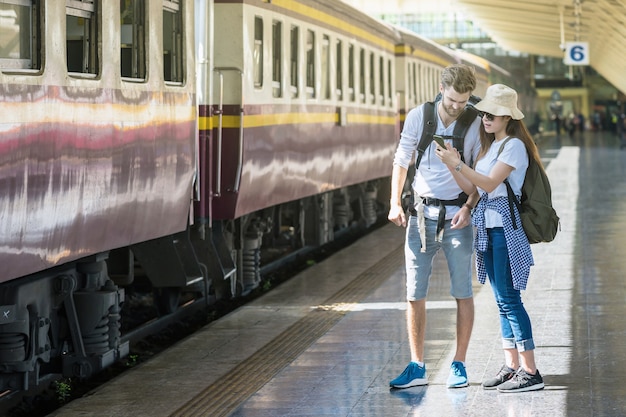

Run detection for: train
[[0, 0, 520, 394]]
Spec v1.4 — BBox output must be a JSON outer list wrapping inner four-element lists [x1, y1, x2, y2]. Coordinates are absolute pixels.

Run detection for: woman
[[435, 84, 545, 393]]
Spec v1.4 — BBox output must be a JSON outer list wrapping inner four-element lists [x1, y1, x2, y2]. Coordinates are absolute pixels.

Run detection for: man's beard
[[441, 99, 462, 118]]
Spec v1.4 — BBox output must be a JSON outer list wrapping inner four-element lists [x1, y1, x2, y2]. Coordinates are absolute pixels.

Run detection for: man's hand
[[388, 203, 407, 227], [450, 206, 471, 229]]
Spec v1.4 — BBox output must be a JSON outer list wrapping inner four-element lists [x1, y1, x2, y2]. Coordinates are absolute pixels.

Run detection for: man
[[388, 64, 481, 389]]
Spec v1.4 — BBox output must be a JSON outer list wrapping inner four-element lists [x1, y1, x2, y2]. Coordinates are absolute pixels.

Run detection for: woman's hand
[[435, 143, 477, 195], [435, 144, 461, 168]]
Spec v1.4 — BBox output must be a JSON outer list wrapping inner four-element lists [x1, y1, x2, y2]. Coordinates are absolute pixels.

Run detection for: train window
[[427, 68, 432, 103], [358, 48, 364, 103], [163, 0, 183, 84], [408, 62, 413, 105], [387, 59, 392, 107], [272, 20, 282, 98], [378, 56, 384, 106], [254, 17, 263, 89], [121, 0, 146, 80], [348, 44, 354, 102], [66, 0, 99, 76], [290, 25, 298, 98], [305, 29, 314, 99], [369, 52, 374, 104], [321, 34, 330, 100], [0, 0, 40, 70], [406, 62, 412, 104], [428, 67, 434, 101], [413, 63, 418, 105], [335, 39, 342, 101], [422, 66, 426, 103], [424, 68, 439, 101], [420, 67, 424, 103]]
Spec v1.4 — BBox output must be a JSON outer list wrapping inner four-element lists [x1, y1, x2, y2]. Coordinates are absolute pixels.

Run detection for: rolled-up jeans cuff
[[502, 338, 535, 351], [502, 338, 516, 350], [516, 338, 535, 352]]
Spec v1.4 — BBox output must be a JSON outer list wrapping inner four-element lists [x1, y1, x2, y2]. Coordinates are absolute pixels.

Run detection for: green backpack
[[498, 137, 560, 244]]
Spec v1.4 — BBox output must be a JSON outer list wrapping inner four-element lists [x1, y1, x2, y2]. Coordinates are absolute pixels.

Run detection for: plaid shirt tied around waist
[[473, 194, 534, 291]]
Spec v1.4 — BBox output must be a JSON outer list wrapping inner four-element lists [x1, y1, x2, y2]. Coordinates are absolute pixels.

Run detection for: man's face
[[440, 86, 471, 119]]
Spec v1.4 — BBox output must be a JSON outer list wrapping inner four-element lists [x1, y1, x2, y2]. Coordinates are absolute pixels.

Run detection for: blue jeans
[[483, 228, 535, 351], [405, 216, 474, 301]]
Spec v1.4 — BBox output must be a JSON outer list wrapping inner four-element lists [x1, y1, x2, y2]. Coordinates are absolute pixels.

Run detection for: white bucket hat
[[474, 84, 525, 120]]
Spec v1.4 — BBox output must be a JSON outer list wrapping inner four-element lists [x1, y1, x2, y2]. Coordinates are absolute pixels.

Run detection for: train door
[[191, 0, 237, 301]]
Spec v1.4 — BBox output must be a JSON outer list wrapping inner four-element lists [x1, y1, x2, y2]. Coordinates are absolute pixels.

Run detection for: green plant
[[126, 353, 139, 367], [53, 378, 72, 404]]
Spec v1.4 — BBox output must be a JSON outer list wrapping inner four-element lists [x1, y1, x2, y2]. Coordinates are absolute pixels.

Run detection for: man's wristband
[[463, 203, 474, 210]]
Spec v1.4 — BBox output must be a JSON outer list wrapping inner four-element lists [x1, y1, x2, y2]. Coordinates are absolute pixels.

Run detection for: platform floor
[[50, 132, 626, 417]]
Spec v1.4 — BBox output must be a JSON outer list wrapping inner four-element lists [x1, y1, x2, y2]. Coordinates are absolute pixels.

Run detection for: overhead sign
[[564, 42, 589, 65]]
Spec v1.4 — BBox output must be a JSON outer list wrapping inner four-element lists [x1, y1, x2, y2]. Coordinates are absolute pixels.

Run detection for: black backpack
[[497, 137, 560, 244], [402, 95, 481, 210]]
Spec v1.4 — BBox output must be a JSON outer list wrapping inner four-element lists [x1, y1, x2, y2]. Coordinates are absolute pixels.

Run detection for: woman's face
[[481, 112, 510, 136]]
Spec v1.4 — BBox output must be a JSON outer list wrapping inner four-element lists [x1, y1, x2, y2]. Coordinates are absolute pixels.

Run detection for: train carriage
[[206, 0, 401, 294], [0, 0, 196, 391]]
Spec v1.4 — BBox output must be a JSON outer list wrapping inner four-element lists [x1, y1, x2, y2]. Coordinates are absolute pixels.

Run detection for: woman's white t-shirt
[[474, 137, 528, 228]]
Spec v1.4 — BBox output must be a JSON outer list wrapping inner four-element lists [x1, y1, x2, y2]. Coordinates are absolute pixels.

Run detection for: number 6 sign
[[564, 42, 589, 65]]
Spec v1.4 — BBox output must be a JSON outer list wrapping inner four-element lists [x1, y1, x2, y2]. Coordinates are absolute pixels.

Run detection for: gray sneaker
[[482, 364, 516, 390], [497, 368, 544, 393]]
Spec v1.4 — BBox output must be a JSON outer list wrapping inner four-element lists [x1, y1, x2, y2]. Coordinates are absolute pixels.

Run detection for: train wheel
[[153, 287, 181, 316]]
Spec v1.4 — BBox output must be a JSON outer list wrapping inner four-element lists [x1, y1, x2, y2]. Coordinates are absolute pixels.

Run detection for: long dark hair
[[477, 118, 544, 170]]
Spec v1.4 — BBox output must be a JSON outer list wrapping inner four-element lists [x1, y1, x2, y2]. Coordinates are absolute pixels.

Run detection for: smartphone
[[433, 134, 446, 148]]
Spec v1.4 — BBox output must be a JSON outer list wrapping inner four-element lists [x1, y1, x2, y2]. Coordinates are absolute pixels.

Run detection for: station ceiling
[[455, 0, 625, 94], [343, 0, 626, 94]]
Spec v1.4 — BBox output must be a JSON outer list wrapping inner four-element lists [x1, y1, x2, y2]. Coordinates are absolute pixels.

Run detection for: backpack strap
[[416, 101, 478, 170], [497, 137, 521, 230], [452, 106, 479, 166], [415, 100, 437, 170]]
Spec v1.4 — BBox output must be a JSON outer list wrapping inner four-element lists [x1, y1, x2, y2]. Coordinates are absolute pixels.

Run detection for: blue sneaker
[[390, 362, 428, 388], [447, 361, 469, 388]]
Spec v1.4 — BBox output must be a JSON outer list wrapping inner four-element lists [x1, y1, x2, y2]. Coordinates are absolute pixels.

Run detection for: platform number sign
[[564, 42, 589, 65]]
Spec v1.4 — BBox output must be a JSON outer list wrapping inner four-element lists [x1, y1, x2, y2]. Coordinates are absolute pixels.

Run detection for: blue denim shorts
[[404, 216, 474, 300]]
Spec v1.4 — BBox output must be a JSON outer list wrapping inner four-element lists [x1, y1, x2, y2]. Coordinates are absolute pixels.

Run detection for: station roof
[[343, 0, 626, 94], [455, 0, 625, 94]]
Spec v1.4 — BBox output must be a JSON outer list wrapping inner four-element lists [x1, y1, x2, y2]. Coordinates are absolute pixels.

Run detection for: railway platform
[[49, 132, 626, 417]]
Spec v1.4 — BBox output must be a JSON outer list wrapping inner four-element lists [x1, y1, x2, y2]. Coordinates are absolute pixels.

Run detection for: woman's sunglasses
[[480, 112, 496, 121]]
